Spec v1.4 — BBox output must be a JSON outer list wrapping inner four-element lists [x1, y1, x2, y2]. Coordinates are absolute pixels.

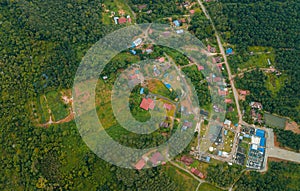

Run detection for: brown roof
[[181, 156, 194, 166]]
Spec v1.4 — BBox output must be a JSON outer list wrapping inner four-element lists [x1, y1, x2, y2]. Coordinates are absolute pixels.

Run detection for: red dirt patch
[[285, 121, 300, 134]]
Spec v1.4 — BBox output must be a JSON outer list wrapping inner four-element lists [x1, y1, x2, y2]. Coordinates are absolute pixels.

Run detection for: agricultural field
[[265, 113, 287, 129]]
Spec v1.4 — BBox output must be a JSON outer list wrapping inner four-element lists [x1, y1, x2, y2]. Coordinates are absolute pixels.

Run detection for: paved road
[[197, 0, 243, 161], [265, 128, 300, 163]]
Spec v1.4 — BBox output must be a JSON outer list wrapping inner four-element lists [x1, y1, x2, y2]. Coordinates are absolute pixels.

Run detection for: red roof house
[[163, 103, 173, 111], [140, 98, 155, 110], [213, 77, 222, 82], [218, 89, 228, 96], [118, 17, 127, 24], [150, 152, 164, 166], [190, 10, 195, 14], [191, 168, 205, 179], [239, 90, 248, 95], [158, 57, 165, 63], [198, 65, 204, 71], [225, 99, 232, 104], [135, 159, 146, 170], [181, 156, 194, 166]]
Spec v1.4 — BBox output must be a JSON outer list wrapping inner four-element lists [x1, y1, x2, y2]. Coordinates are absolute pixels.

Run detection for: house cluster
[[180, 155, 205, 179], [207, 44, 216, 53], [134, 151, 166, 170], [250, 102, 263, 123]]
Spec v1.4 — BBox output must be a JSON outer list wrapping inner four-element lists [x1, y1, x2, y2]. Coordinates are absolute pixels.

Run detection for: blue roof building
[[140, 88, 144, 94], [173, 20, 180, 27], [258, 147, 265, 153], [206, 156, 211, 162], [130, 50, 136, 55], [164, 83, 171, 89], [260, 137, 266, 147], [256, 129, 265, 138], [226, 48, 233, 55], [224, 130, 228, 136]]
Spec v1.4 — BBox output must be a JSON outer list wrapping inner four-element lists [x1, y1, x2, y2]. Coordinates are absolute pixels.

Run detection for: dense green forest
[[1, 0, 299, 190], [0, 0, 191, 190], [274, 129, 300, 152], [206, 0, 299, 51], [209, 0, 300, 122], [128, 0, 187, 23], [234, 161, 300, 191]]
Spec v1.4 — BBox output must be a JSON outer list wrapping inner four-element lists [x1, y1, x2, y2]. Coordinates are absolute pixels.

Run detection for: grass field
[[147, 79, 174, 99], [238, 46, 275, 70], [198, 183, 224, 191], [266, 73, 288, 95], [45, 91, 69, 121], [164, 164, 199, 191], [38, 95, 51, 123], [265, 113, 287, 129], [223, 130, 235, 153]]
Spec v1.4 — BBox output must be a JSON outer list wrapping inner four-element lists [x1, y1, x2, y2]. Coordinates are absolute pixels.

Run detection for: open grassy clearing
[[147, 79, 174, 99], [163, 163, 199, 191], [265, 113, 287, 129], [223, 130, 234, 153], [265, 73, 288, 95], [102, 0, 135, 25], [45, 91, 69, 121], [198, 182, 224, 191]]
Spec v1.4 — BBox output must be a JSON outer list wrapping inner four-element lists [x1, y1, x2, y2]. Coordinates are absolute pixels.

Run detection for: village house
[[150, 152, 164, 166], [140, 98, 155, 111], [191, 168, 205, 179], [181, 156, 194, 166], [250, 102, 263, 110], [135, 159, 146, 170]]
